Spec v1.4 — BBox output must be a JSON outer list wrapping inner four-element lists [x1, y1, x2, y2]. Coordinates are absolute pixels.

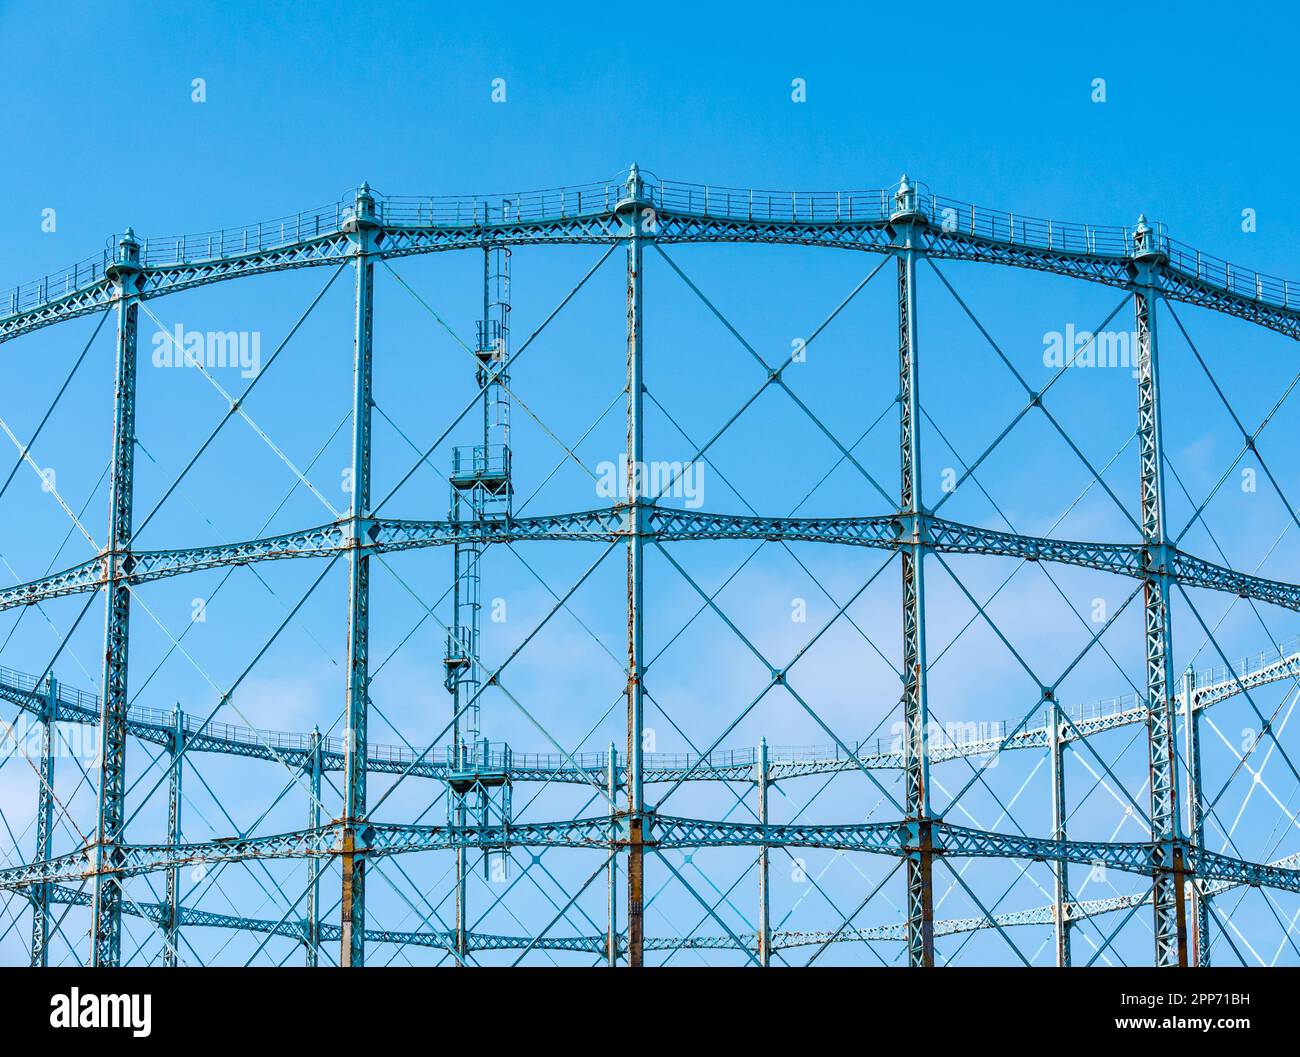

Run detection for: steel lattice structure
[[3, 166, 1300, 967]]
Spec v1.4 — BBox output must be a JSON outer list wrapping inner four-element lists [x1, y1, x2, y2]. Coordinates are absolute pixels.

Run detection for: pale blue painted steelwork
[[2, 171, 1298, 965]]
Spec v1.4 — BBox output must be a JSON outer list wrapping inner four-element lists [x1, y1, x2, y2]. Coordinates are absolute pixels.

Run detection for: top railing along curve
[[3, 170, 1299, 319]]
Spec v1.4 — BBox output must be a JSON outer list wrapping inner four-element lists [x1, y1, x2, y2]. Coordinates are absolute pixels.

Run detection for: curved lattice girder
[[4, 171, 1299, 968]]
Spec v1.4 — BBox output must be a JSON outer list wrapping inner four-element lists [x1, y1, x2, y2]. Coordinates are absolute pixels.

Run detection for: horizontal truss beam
[[5, 172, 1300, 966], [3, 510, 1297, 620], [15, 883, 1153, 956], [6, 817, 1297, 898], [6, 175, 1300, 343], [39, 847, 1297, 957]]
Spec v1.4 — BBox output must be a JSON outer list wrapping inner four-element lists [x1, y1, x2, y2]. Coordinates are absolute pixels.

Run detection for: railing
[[450, 443, 510, 485], [1064, 692, 1146, 726], [5, 173, 1300, 322], [926, 191, 1137, 257], [1193, 633, 1300, 694], [0, 665, 99, 716], [119, 201, 346, 270], [4, 633, 1300, 773], [56, 680, 104, 716], [382, 178, 626, 227], [647, 178, 1140, 258], [1165, 236, 1299, 310], [444, 626, 479, 666], [650, 180, 895, 225], [1, 251, 111, 316], [0, 665, 40, 695]]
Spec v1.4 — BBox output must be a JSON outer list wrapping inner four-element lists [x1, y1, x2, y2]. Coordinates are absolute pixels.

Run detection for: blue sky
[[1, 0, 1299, 966], [1, 0, 1297, 270]]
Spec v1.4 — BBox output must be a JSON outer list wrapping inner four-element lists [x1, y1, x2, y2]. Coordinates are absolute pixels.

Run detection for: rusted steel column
[[91, 228, 142, 967], [757, 738, 771, 967], [621, 165, 648, 968], [1049, 703, 1071, 966], [340, 185, 377, 968], [1183, 667, 1210, 965], [894, 179, 934, 968], [1132, 222, 1188, 967]]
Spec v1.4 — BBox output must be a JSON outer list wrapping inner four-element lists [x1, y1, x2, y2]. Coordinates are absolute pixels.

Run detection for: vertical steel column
[[306, 726, 321, 967], [30, 675, 56, 966], [621, 165, 648, 968], [91, 228, 141, 966], [1182, 666, 1210, 965], [454, 794, 467, 963], [163, 706, 184, 966], [1133, 218, 1188, 967], [340, 185, 377, 968], [607, 742, 619, 967], [894, 180, 934, 967], [1048, 702, 1071, 966], [756, 737, 771, 967]]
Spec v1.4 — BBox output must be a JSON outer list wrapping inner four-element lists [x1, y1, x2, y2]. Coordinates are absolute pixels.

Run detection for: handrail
[[4, 171, 1298, 321], [5, 625, 1298, 779]]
